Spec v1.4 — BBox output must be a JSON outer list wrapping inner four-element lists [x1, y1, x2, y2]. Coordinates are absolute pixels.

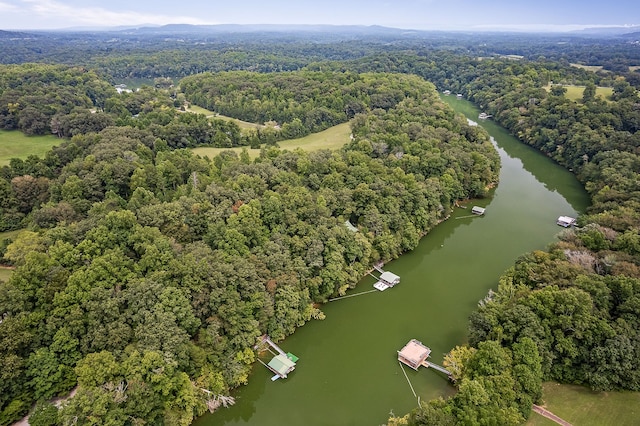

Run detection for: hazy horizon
[[0, 0, 638, 33]]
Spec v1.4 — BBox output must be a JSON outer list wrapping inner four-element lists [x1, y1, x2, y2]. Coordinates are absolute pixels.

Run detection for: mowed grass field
[[185, 105, 264, 130], [526, 383, 640, 426], [192, 122, 352, 160], [544, 84, 614, 102], [0, 229, 22, 282], [570, 63, 605, 72], [0, 130, 61, 166]]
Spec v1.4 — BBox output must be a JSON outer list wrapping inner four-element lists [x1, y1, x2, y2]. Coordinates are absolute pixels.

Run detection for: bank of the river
[[195, 96, 589, 426]]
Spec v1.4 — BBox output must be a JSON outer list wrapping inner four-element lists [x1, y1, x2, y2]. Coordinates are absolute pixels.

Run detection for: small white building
[[471, 206, 486, 215], [557, 216, 576, 227]]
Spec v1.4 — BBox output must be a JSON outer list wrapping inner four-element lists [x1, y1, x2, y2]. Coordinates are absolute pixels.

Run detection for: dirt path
[[11, 387, 77, 426], [532, 404, 572, 426]]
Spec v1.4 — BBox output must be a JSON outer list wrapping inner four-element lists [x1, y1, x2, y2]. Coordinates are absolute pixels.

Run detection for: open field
[[0, 267, 13, 282], [0, 230, 22, 282], [630, 66, 640, 72], [526, 383, 640, 426], [570, 63, 605, 72], [544, 84, 614, 102], [192, 122, 352, 160], [0, 130, 61, 166], [185, 105, 264, 130], [0, 229, 24, 241]]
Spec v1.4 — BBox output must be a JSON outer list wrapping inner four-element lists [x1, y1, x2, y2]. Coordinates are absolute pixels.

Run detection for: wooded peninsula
[[0, 26, 639, 425]]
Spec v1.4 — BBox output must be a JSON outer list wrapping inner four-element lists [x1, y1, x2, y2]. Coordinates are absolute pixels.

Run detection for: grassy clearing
[[185, 105, 264, 130], [0, 268, 12, 282], [0, 130, 61, 166], [526, 383, 640, 426], [0, 229, 24, 241], [570, 63, 605, 72], [192, 122, 352, 160], [543, 84, 614, 102], [630, 66, 640, 72], [0, 230, 22, 282]]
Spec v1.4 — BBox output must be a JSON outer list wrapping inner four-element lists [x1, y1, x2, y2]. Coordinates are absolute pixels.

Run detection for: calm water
[[196, 96, 589, 426]]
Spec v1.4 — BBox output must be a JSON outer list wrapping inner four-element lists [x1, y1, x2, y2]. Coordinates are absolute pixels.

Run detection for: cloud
[[0, 1, 19, 11], [20, 0, 212, 27]]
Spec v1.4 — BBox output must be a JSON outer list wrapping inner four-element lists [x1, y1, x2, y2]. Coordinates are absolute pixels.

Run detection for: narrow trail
[[532, 404, 572, 426]]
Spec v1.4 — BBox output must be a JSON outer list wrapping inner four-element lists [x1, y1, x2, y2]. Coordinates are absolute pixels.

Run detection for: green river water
[[196, 96, 590, 425]]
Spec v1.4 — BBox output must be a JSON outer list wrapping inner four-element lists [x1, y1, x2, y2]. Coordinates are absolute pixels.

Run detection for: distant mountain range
[[61, 23, 426, 37], [570, 25, 640, 36], [4, 23, 640, 38]]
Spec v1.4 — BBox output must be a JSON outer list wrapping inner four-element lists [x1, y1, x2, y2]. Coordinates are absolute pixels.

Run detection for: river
[[195, 96, 590, 425]]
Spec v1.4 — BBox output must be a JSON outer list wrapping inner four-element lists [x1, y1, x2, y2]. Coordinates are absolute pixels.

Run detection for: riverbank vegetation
[[1, 28, 639, 425], [355, 53, 640, 426], [0, 63, 498, 424]]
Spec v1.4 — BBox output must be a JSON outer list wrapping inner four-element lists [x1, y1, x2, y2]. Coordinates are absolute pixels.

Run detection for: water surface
[[197, 95, 589, 425]]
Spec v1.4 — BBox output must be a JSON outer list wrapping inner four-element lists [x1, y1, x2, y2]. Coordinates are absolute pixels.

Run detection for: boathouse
[[471, 206, 486, 215], [267, 354, 296, 379], [398, 339, 431, 370], [557, 216, 576, 227], [380, 271, 400, 286], [255, 335, 299, 380]]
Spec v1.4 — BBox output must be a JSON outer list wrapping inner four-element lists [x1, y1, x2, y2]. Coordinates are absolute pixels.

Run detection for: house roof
[[268, 354, 296, 375], [380, 271, 400, 282], [344, 220, 358, 232], [557, 216, 575, 223], [398, 339, 431, 364]]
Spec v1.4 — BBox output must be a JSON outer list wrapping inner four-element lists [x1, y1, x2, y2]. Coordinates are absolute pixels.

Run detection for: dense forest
[[1, 27, 640, 426], [0, 63, 498, 425]]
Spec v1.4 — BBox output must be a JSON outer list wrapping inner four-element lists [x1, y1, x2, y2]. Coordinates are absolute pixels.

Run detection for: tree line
[[0, 65, 498, 425]]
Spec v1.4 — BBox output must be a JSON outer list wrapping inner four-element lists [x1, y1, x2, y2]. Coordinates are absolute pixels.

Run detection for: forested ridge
[[0, 64, 499, 424]]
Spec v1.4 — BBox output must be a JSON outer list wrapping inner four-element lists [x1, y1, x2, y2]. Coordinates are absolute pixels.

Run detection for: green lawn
[[0, 230, 22, 282], [0, 268, 12, 282], [185, 105, 264, 130], [0, 130, 61, 166], [544, 84, 614, 102], [192, 122, 352, 160], [527, 383, 640, 426], [570, 63, 605, 72]]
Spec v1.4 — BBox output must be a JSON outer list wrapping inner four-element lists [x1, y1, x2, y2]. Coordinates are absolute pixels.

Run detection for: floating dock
[[397, 339, 451, 376]]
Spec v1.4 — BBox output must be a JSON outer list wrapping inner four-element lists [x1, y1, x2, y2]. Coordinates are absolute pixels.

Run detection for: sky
[[0, 0, 639, 32]]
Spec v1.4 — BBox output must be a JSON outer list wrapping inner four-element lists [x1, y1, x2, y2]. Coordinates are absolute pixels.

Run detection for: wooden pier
[[422, 360, 451, 375]]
